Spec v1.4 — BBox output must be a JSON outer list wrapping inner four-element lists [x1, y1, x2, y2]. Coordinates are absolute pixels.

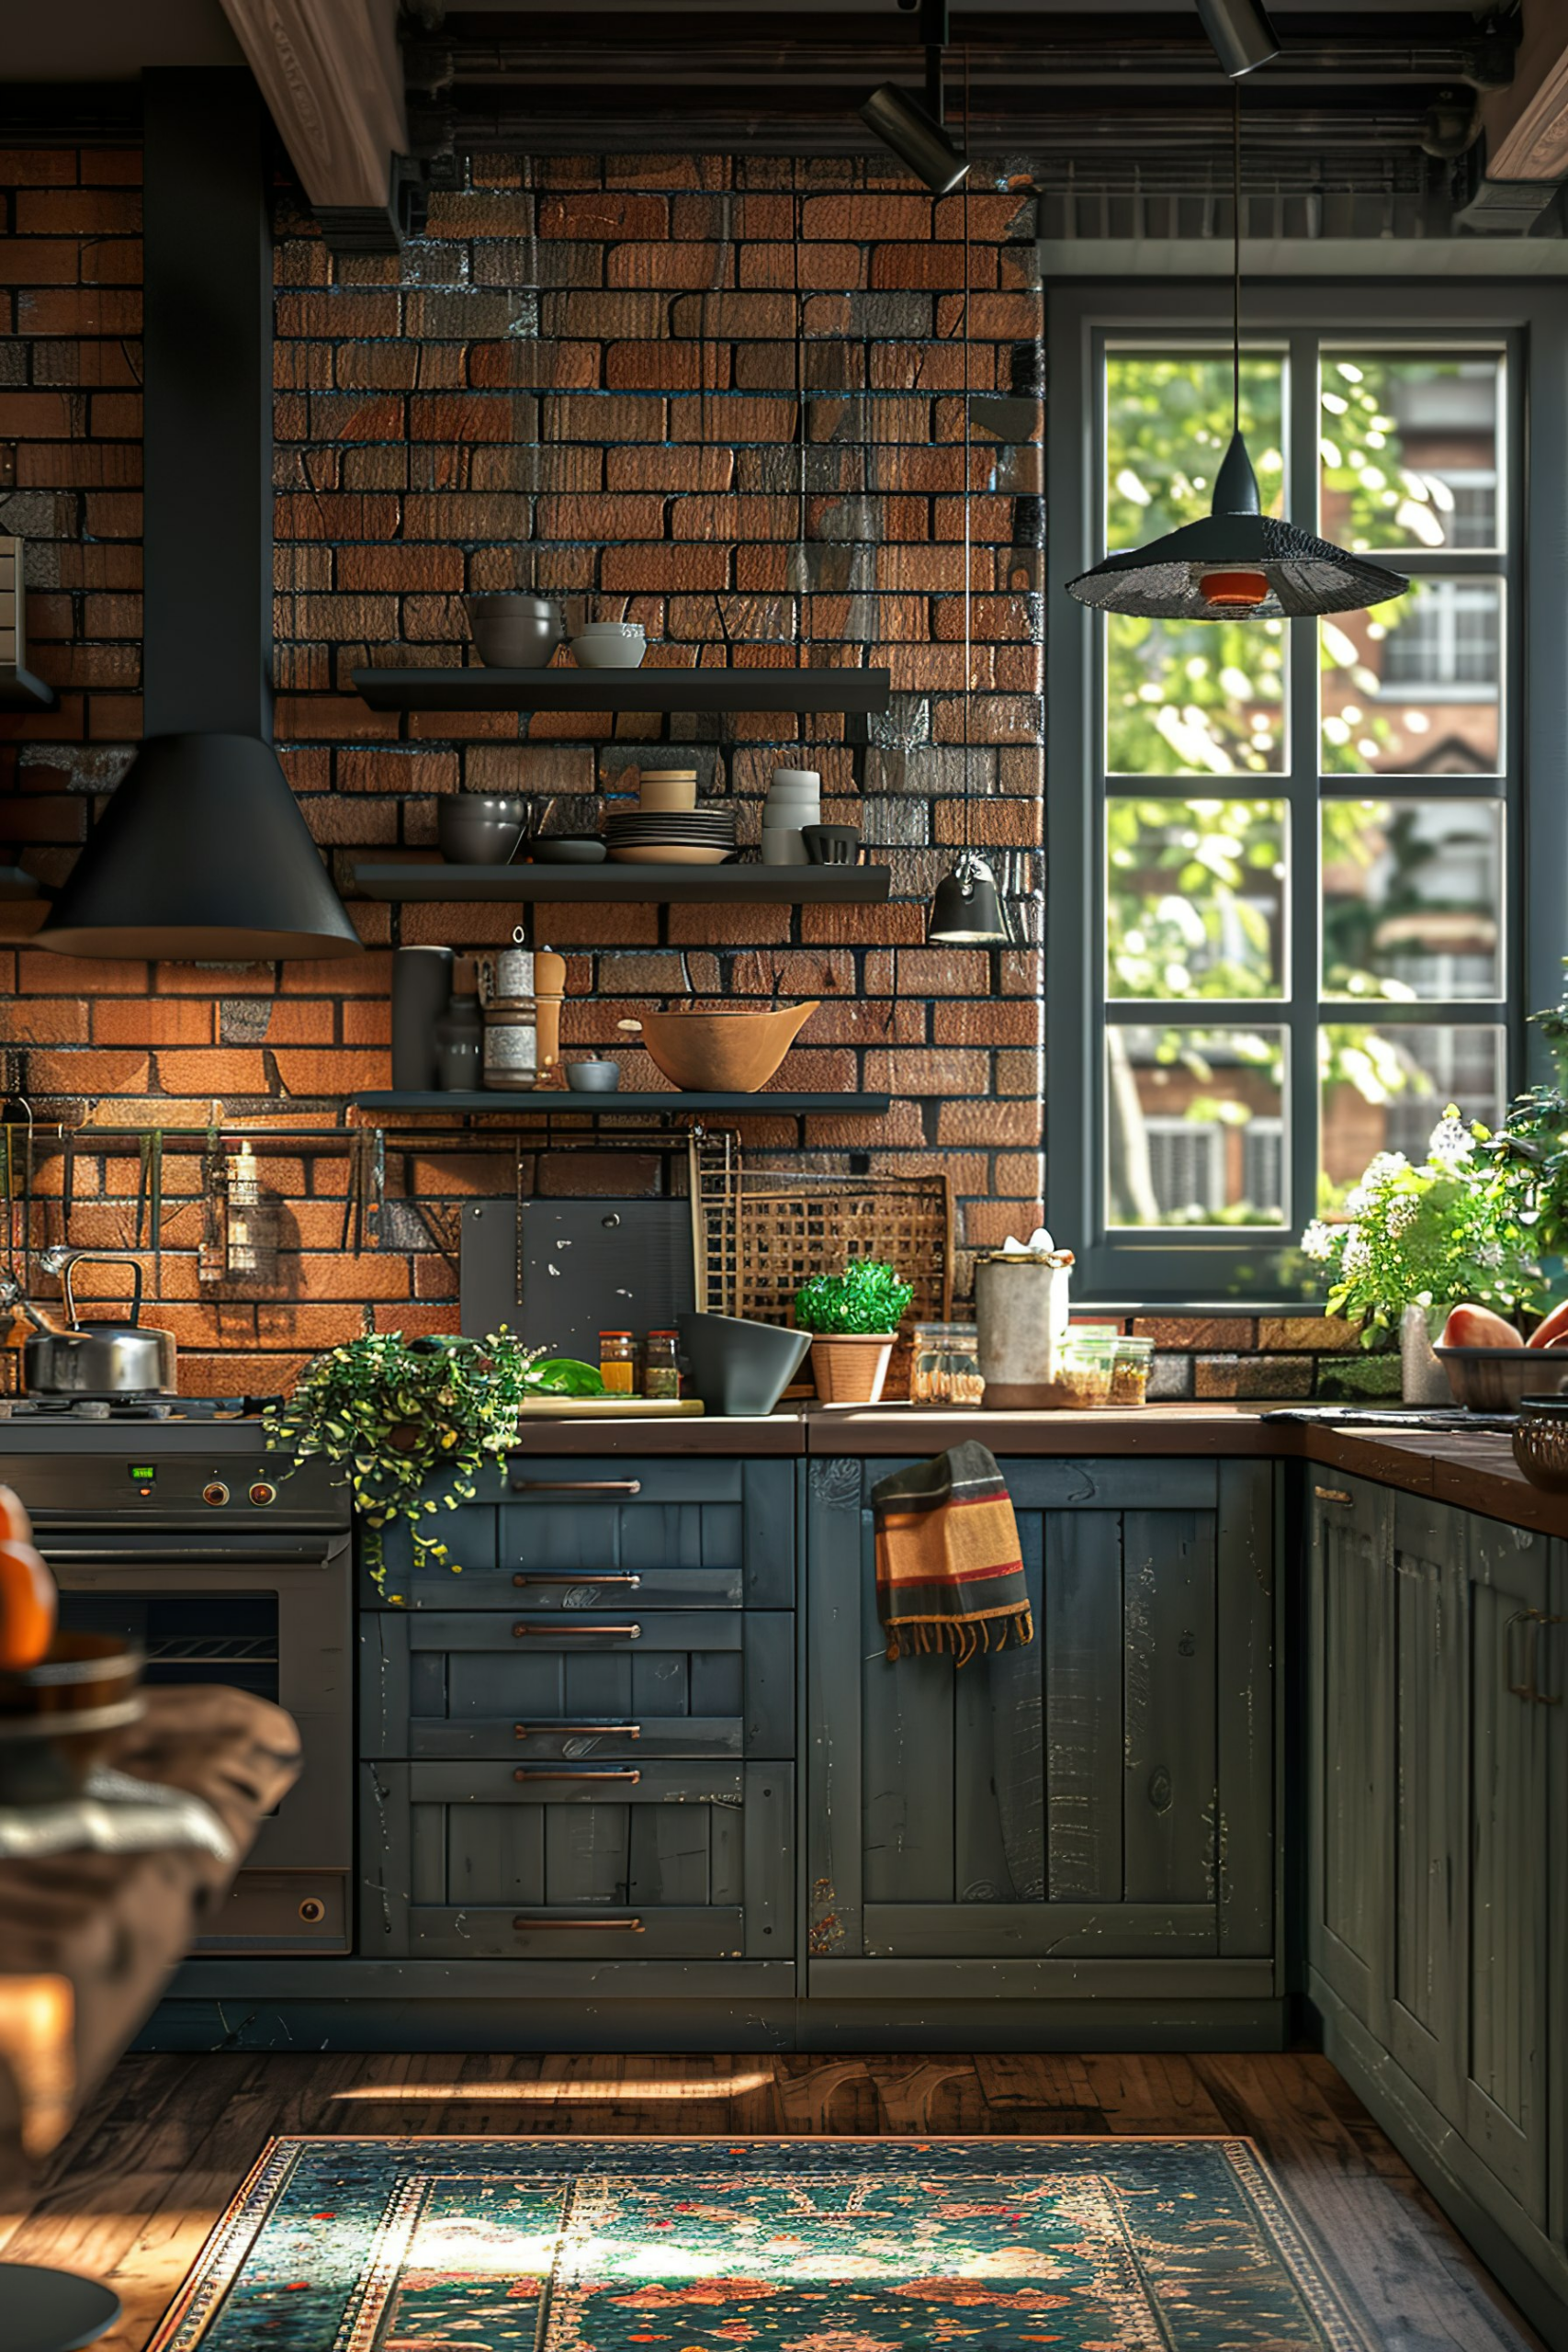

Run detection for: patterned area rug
[[150, 2135, 1368, 2351]]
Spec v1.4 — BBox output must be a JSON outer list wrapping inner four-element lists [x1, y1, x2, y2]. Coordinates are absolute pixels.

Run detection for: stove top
[[0, 1396, 281, 1423]]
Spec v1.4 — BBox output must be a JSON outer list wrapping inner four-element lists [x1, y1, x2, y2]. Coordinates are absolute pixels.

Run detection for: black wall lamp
[[860, 0, 968, 196], [1195, 0, 1280, 79]]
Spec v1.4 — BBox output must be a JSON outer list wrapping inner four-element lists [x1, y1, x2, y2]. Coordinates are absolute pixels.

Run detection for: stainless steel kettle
[[20, 1254, 177, 1396]]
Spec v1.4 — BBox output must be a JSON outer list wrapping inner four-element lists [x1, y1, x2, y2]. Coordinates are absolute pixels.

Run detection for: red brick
[[336, 546, 465, 593], [93, 1001, 213, 1046], [936, 1101, 1040, 1147], [539, 193, 669, 239], [153, 1050, 268, 1093], [0, 998, 89, 1044]]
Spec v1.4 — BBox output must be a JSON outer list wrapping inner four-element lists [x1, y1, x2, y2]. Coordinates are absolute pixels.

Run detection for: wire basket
[[695, 1136, 953, 1397]]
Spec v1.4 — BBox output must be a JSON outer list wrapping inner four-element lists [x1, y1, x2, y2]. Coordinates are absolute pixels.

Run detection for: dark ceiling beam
[[216, 0, 412, 252]]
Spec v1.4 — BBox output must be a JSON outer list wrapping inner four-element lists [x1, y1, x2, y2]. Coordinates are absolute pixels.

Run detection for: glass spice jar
[[599, 1331, 637, 1395], [1111, 1337, 1155, 1407], [644, 1330, 681, 1401], [910, 1323, 984, 1408]]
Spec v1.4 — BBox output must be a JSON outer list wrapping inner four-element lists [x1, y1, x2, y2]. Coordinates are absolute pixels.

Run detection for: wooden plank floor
[[0, 2050, 1542, 2352]]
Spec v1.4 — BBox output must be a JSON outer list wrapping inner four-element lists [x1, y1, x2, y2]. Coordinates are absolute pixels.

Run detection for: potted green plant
[[263, 1329, 603, 1587], [794, 1259, 914, 1406], [1300, 1110, 1544, 1400]]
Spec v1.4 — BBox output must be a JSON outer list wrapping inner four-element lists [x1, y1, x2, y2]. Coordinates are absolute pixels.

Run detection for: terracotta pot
[[630, 1001, 819, 1093], [807, 1331, 896, 1406]]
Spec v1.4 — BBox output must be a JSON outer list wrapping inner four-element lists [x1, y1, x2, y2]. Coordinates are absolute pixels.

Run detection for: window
[[1045, 285, 1565, 1305]]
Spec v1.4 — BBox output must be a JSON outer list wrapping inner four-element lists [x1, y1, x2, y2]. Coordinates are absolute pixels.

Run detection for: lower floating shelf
[[355, 1090, 891, 1117]]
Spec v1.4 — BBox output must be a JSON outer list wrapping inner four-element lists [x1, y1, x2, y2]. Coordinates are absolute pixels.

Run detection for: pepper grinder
[[434, 956, 484, 1091], [534, 944, 566, 1087]]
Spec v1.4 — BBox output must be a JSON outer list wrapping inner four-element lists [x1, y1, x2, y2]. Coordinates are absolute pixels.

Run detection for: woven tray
[[696, 1137, 953, 1398]]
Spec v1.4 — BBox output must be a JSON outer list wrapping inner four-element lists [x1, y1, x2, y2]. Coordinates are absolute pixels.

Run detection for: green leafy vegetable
[[794, 1259, 914, 1337]]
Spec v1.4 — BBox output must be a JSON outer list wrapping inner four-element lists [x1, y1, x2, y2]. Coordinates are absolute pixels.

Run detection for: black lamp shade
[[36, 731, 361, 960], [1066, 430, 1407, 621], [929, 853, 1011, 944], [1195, 0, 1280, 78], [860, 84, 969, 197]]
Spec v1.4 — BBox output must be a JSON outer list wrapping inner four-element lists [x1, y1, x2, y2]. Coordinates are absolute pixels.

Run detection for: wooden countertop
[[504, 1399, 1568, 1537]]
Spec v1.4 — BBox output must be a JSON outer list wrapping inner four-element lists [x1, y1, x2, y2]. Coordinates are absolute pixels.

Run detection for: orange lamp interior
[[1200, 569, 1269, 610]]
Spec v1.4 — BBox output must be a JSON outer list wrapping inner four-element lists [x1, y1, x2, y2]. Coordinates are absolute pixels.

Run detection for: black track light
[[860, 83, 969, 197], [1195, 0, 1280, 79]]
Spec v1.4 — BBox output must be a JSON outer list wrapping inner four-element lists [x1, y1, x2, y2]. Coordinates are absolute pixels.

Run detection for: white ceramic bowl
[[572, 632, 647, 670], [761, 826, 809, 866], [771, 768, 820, 791]]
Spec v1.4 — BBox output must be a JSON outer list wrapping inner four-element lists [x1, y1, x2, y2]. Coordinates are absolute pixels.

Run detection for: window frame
[[1045, 277, 1568, 1308]]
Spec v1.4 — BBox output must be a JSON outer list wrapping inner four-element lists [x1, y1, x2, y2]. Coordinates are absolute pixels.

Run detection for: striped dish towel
[[871, 1441, 1032, 1666]]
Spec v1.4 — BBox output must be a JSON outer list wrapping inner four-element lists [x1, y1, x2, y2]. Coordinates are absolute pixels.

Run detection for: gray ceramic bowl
[[803, 824, 862, 866], [533, 838, 609, 865], [565, 1059, 622, 1093], [676, 1311, 811, 1418], [438, 796, 530, 865], [464, 594, 565, 669]]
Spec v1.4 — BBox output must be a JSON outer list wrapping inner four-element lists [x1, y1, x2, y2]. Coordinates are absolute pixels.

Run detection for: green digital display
[[129, 1464, 156, 1482]]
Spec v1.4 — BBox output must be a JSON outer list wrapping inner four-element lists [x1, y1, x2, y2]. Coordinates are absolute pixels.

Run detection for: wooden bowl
[[0, 1632, 143, 1804], [1434, 1346, 1568, 1413], [629, 1001, 819, 1093]]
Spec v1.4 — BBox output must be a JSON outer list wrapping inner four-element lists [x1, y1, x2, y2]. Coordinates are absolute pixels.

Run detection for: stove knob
[[248, 1481, 276, 1507], [201, 1481, 230, 1508]]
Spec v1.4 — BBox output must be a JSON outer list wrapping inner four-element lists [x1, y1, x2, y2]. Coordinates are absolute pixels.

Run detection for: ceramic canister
[[481, 947, 538, 1089], [974, 1253, 1074, 1408]]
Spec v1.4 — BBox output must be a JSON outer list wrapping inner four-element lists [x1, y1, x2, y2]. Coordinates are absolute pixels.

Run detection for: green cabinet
[[805, 1453, 1277, 2007], [1306, 1471, 1567, 2334]]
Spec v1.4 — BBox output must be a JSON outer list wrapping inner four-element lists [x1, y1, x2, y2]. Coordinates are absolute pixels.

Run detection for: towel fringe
[[884, 1603, 1034, 1668]]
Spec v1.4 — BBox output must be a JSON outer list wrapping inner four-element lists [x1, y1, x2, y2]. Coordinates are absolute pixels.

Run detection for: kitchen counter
[[505, 1399, 1562, 1539]]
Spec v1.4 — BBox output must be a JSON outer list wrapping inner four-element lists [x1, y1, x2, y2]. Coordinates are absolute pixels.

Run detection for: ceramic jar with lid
[[974, 1248, 1075, 1408]]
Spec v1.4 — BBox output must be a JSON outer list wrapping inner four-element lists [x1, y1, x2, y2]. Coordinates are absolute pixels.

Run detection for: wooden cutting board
[[518, 1396, 705, 1417]]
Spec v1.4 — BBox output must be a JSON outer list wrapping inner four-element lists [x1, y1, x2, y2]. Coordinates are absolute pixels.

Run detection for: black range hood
[[36, 70, 358, 964]]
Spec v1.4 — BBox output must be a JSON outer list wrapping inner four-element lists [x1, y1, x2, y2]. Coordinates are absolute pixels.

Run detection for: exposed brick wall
[[0, 141, 1373, 1400]]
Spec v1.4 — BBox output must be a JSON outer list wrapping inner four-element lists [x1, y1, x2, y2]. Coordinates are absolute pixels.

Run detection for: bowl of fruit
[[0, 1483, 142, 1804], [1435, 1301, 1568, 1412]]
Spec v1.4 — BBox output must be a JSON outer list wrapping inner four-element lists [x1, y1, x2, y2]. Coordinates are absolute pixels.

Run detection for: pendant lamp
[[928, 56, 1011, 949], [1066, 92, 1408, 624]]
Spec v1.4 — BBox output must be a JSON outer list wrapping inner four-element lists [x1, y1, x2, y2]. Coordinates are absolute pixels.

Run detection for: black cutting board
[[458, 1198, 697, 1359]]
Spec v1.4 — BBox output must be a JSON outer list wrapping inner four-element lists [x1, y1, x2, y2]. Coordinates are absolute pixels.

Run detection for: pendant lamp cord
[[962, 44, 972, 861], [1231, 82, 1242, 441]]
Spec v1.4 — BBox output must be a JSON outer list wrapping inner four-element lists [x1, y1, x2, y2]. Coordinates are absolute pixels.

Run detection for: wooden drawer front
[[372, 1459, 794, 1609], [859, 1456, 1219, 1514], [362, 1758, 793, 1959], [360, 1609, 795, 1758]]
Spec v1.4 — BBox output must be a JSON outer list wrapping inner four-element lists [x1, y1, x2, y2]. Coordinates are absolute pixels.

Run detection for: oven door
[[39, 1528, 352, 1952]]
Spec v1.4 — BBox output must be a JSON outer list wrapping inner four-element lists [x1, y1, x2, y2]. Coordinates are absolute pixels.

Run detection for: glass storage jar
[[599, 1331, 637, 1394], [644, 1330, 681, 1400], [1045, 1329, 1118, 1409], [910, 1323, 984, 1408], [1111, 1337, 1155, 1407]]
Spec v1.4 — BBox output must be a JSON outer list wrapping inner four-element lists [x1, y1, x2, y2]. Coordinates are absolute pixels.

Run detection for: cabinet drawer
[[370, 1457, 795, 1608], [360, 1608, 795, 1758], [360, 1758, 793, 1960]]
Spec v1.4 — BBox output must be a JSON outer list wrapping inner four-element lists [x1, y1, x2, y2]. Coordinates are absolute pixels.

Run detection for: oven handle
[[39, 1542, 340, 1565]]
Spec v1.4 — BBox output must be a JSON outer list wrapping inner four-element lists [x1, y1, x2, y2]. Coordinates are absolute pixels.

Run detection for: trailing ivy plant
[[264, 1329, 604, 1591], [794, 1259, 914, 1336]]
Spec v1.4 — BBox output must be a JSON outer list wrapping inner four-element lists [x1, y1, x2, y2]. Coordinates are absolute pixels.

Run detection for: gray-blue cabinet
[[1306, 1472, 1568, 2344], [359, 1456, 798, 1972], [805, 1453, 1277, 2007]]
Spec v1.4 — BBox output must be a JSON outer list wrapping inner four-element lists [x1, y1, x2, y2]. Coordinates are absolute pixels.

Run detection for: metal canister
[[481, 949, 538, 1090], [974, 1250, 1074, 1409]]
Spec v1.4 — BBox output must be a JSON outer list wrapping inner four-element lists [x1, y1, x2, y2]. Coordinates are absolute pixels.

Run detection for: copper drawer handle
[[1314, 1487, 1352, 1505], [513, 1622, 641, 1639], [513, 1767, 641, 1784], [513, 1573, 641, 1588], [515, 1723, 641, 1741], [513, 1915, 644, 1932], [511, 1478, 642, 1495]]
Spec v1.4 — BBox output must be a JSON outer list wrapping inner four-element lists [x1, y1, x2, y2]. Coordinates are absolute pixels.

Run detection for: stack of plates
[[604, 808, 738, 867]]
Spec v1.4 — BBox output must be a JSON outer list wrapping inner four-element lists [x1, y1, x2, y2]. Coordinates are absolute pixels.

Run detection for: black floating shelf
[[0, 865, 45, 900], [353, 861, 891, 905], [352, 664, 890, 716], [355, 1091, 891, 1118], [0, 666, 57, 713]]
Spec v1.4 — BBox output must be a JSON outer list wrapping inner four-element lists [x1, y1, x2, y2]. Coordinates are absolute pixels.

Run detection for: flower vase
[[1401, 1303, 1450, 1406]]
